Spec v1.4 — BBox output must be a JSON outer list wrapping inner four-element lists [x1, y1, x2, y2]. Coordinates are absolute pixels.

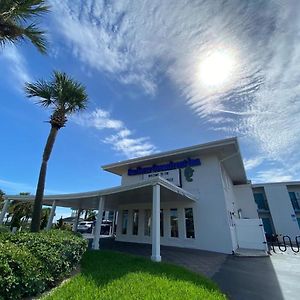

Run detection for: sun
[[199, 49, 236, 88]]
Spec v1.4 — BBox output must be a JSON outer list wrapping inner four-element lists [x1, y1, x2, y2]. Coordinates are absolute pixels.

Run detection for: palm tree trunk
[[30, 125, 59, 232]]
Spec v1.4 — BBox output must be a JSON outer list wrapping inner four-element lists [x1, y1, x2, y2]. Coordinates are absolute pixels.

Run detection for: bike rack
[[268, 234, 300, 253]]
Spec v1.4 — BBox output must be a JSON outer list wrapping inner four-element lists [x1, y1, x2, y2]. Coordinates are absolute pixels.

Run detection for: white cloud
[[72, 108, 123, 130], [0, 45, 31, 88], [104, 134, 156, 159], [73, 108, 157, 159], [243, 157, 264, 171], [252, 169, 294, 184], [50, 1, 300, 177]]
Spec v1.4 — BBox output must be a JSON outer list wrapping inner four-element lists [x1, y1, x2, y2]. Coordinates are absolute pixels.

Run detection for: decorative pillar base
[[151, 255, 162, 262]]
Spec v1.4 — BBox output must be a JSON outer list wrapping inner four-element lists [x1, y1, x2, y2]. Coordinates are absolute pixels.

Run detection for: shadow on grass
[[81, 250, 221, 293]]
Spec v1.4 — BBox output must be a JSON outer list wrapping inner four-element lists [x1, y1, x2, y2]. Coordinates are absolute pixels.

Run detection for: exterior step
[[234, 248, 269, 257]]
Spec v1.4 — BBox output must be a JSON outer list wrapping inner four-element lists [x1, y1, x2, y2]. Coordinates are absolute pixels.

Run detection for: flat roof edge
[[102, 137, 238, 171], [252, 180, 300, 187]]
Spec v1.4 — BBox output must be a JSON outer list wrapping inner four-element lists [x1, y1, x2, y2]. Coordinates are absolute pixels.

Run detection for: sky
[[1, 0, 300, 219]]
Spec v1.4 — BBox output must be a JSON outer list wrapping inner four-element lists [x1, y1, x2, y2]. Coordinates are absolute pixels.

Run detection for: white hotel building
[[1, 137, 300, 261]]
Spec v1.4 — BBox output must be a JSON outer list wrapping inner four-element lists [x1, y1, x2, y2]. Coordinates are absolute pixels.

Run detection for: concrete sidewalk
[[213, 253, 300, 300]]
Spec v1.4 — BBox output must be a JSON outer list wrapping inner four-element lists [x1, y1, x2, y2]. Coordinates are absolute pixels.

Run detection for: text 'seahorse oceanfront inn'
[[2, 137, 300, 261]]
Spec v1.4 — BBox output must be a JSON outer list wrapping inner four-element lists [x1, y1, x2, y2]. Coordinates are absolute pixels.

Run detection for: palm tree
[[25, 71, 88, 232], [0, 0, 49, 53]]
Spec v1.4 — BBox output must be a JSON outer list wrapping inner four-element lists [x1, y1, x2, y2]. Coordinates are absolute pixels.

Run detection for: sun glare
[[199, 49, 236, 88]]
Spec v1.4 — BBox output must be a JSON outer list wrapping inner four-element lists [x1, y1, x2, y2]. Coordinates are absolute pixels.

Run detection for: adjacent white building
[[252, 182, 300, 240], [1, 137, 300, 260]]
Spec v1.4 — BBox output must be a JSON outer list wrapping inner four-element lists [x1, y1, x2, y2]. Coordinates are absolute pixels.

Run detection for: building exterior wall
[[105, 142, 300, 254], [219, 163, 239, 250], [286, 185, 300, 229], [253, 183, 300, 239], [234, 184, 259, 219], [117, 154, 235, 254]]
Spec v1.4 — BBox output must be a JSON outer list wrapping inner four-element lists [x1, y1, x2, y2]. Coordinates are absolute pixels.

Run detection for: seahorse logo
[[184, 166, 194, 182]]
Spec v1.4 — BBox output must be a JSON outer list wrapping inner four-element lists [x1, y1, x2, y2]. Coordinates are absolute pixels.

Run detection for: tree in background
[[0, 0, 49, 53], [25, 71, 88, 232], [9, 201, 32, 229], [40, 207, 50, 229], [0, 189, 5, 208], [84, 209, 96, 221]]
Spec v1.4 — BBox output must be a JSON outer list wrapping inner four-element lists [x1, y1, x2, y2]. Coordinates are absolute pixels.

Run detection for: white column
[[72, 205, 81, 232], [138, 209, 145, 238], [0, 199, 10, 224], [46, 201, 56, 230], [92, 196, 105, 250], [151, 184, 161, 262], [178, 208, 185, 238], [110, 211, 116, 236]]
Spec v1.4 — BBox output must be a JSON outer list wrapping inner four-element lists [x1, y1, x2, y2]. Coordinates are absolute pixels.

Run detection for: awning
[[6, 177, 197, 210]]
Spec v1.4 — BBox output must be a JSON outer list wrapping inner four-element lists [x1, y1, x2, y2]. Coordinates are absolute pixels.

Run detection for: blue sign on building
[[128, 158, 201, 176]]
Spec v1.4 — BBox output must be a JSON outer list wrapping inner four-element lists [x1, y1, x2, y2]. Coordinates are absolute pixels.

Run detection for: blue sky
[[1, 0, 300, 219]]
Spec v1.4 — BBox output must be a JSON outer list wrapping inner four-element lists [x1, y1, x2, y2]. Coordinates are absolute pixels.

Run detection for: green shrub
[[0, 230, 87, 300], [0, 225, 9, 233], [0, 241, 46, 300]]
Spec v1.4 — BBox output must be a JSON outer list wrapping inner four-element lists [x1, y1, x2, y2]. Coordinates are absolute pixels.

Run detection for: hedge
[[0, 230, 87, 300]]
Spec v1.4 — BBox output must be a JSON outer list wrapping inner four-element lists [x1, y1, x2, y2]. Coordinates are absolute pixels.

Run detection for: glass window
[[185, 208, 195, 238], [289, 192, 300, 210], [160, 209, 164, 237], [297, 218, 300, 230], [121, 210, 128, 234], [108, 211, 114, 221], [170, 208, 179, 238], [132, 209, 139, 235], [261, 218, 275, 236], [254, 193, 269, 210], [144, 209, 151, 236]]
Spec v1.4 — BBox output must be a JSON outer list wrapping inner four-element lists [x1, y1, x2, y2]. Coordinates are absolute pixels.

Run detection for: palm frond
[[0, 21, 47, 53], [23, 22, 47, 53], [25, 79, 54, 107], [51, 71, 88, 113], [0, 21, 24, 44], [25, 71, 88, 115], [0, 0, 50, 22], [0, 0, 49, 53]]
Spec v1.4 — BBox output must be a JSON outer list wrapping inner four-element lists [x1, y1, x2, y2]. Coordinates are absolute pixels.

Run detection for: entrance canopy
[[6, 177, 197, 210]]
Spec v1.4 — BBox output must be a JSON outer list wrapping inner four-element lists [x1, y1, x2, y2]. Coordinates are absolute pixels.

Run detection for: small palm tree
[[25, 71, 88, 232], [0, 0, 49, 53]]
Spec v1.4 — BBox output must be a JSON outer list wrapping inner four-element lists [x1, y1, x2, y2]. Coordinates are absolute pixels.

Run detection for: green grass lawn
[[42, 250, 226, 300]]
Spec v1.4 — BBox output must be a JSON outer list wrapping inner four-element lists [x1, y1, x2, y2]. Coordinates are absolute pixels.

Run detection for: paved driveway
[[94, 238, 300, 300], [213, 253, 300, 300]]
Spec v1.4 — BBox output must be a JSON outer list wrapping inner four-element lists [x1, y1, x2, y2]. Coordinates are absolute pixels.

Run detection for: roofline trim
[[252, 180, 300, 187], [101, 137, 238, 171]]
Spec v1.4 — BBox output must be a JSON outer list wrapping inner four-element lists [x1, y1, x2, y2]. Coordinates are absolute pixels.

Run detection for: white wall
[[219, 164, 238, 250], [119, 154, 235, 254], [264, 184, 300, 239], [234, 184, 259, 219]]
